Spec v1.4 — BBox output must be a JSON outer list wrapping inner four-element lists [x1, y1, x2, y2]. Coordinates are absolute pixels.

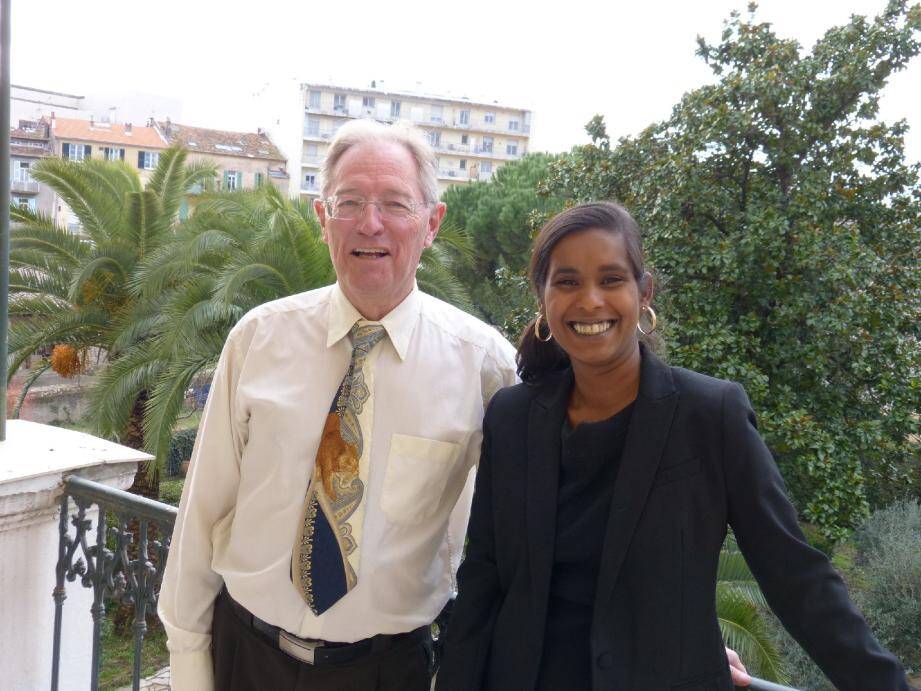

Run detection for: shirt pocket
[[381, 434, 462, 524]]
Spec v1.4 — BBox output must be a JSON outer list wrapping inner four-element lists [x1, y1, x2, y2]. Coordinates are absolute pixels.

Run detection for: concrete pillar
[[0, 420, 152, 691]]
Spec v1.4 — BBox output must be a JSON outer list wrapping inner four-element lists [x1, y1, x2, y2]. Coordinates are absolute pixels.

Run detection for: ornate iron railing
[[51, 475, 177, 691], [46, 474, 798, 691]]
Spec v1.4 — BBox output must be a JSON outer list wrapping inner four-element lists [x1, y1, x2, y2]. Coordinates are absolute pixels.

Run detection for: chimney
[[165, 117, 172, 135], [50, 111, 56, 129], [89, 114, 94, 127], [125, 122, 132, 134], [257, 127, 264, 135]]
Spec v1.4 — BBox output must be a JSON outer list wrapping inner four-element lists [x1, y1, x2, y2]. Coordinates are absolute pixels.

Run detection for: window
[[459, 159, 467, 170], [12, 161, 32, 183], [461, 134, 469, 145], [104, 147, 125, 161], [508, 118, 520, 131], [254, 172, 264, 186], [459, 109, 470, 125], [13, 196, 36, 212], [506, 143, 518, 156], [484, 112, 495, 125], [138, 151, 159, 170], [430, 105, 443, 123], [223, 170, 242, 191], [334, 94, 347, 113], [481, 136, 494, 153], [62, 142, 90, 161], [428, 131, 441, 147], [305, 117, 320, 136], [481, 161, 493, 174], [390, 101, 401, 118], [308, 90, 321, 108], [304, 173, 317, 190], [362, 96, 375, 109]]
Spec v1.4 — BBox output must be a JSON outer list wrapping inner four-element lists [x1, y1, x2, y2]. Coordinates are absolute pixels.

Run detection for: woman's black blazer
[[437, 346, 909, 691]]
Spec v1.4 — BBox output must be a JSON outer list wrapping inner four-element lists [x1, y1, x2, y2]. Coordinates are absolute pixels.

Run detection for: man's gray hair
[[320, 119, 439, 203]]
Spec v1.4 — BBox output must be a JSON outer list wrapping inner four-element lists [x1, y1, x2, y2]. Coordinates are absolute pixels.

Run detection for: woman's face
[[542, 227, 651, 373]]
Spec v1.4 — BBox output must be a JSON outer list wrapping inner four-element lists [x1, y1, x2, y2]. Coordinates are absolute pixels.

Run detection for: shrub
[[166, 428, 198, 477], [851, 500, 921, 674]]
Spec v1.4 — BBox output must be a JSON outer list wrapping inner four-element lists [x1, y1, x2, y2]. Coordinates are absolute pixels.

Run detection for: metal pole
[[0, 0, 12, 441]]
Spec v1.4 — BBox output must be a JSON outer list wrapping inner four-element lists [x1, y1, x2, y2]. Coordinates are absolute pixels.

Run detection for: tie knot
[[349, 323, 386, 355]]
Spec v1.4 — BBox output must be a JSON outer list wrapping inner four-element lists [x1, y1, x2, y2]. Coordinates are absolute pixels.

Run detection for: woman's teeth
[[570, 321, 613, 335]]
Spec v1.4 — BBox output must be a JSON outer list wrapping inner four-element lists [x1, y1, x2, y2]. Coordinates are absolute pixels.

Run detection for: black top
[[536, 403, 634, 691]]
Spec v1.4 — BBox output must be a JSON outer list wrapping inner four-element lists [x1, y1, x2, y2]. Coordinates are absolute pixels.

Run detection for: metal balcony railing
[[45, 477, 800, 691], [51, 475, 177, 691]]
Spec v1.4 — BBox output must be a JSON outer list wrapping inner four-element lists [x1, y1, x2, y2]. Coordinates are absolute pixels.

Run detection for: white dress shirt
[[158, 283, 518, 690]]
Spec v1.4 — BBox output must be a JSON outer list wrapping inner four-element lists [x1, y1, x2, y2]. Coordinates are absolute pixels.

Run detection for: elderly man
[[159, 119, 752, 691], [158, 119, 518, 691]]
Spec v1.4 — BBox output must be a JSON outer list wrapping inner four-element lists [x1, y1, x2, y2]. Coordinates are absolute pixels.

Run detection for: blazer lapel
[[526, 368, 571, 654], [592, 346, 678, 622]]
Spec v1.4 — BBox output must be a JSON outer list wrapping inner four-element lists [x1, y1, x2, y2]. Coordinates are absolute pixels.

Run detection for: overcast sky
[[9, 0, 920, 161]]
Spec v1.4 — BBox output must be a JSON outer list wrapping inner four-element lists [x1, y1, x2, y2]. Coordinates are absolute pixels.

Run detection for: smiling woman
[[435, 202, 916, 691]]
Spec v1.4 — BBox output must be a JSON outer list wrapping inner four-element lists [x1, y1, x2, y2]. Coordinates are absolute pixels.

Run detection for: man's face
[[315, 141, 445, 320]]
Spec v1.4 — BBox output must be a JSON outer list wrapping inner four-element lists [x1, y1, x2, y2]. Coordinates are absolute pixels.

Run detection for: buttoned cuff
[[168, 649, 214, 691]]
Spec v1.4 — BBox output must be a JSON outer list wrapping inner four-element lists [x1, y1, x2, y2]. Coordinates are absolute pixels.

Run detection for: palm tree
[[7, 146, 215, 468]]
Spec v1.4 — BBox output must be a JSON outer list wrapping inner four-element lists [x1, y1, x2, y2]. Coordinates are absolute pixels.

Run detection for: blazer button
[[596, 652, 613, 669]]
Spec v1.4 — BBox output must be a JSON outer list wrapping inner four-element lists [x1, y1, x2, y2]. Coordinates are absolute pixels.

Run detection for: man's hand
[[726, 646, 751, 687]]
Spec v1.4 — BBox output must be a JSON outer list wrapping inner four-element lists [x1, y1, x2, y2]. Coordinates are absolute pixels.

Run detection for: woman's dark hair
[[516, 201, 648, 384]]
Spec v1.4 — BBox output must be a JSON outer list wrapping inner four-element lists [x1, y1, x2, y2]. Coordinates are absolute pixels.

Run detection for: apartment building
[[47, 116, 168, 229], [9, 119, 55, 216], [289, 82, 531, 200], [155, 119, 289, 197]]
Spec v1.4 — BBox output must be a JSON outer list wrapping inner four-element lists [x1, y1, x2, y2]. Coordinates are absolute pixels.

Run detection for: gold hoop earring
[[637, 305, 658, 335], [534, 314, 553, 342]]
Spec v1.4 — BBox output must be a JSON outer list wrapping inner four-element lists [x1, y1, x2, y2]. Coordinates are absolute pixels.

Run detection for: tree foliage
[[541, 1, 921, 539], [443, 153, 564, 336]]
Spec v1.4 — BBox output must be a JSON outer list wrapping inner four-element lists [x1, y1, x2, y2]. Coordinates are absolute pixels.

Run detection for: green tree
[[542, 1, 921, 539], [443, 153, 564, 336]]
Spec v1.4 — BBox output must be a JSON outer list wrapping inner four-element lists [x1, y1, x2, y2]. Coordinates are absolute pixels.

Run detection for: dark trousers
[[212, 590, 433, 691]]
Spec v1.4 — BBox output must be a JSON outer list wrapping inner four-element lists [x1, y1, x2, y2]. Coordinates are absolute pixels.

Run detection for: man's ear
[[314, 198, 330, 243], [423, 202, 447, 248]]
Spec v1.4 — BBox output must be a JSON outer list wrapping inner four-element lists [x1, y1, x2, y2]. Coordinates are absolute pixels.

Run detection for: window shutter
[[138, 151, 145, 168], [62, 143, 70, 158], [85, 145, 92, 158], [120, 148, 125, 160], [223, 171, 230, 189], [236, 171, 243, 188]]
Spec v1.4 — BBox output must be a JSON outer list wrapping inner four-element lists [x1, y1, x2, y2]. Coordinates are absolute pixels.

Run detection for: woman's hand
[[726, 647, 752, 686]]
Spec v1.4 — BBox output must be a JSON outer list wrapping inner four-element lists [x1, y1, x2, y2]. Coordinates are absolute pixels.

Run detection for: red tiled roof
[[157, 121, 284, 161], [52, 117, 167, 148]]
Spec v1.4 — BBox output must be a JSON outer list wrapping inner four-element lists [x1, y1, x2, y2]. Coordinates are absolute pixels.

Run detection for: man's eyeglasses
[[323, 196, 434, 221]]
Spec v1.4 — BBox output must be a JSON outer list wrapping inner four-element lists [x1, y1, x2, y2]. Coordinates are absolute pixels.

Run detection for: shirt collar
[[326, 283, 421, 361]]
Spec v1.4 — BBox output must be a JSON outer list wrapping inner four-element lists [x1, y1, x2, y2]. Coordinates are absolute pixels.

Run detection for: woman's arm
[[435, 402, 504, 691], [722, 382, 912, 691]]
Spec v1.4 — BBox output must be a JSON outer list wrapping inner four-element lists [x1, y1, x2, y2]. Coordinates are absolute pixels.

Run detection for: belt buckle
[[278, 630, 325, 665]]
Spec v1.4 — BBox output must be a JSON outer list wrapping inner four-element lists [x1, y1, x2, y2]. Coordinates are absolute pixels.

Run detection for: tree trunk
[[113, 391, 162, 635]]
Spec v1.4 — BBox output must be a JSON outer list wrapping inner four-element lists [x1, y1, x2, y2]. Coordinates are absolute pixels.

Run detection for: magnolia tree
[[541, 1, 921, 539]]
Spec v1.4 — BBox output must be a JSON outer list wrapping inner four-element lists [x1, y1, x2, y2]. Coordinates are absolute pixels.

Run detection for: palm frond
[[12, 360, 52, 418], [144, 348, 222, 468], [717, 589, 788, 683]]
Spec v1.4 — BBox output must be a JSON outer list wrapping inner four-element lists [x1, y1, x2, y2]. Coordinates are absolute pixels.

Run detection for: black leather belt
[[219, 587, 429, 666]]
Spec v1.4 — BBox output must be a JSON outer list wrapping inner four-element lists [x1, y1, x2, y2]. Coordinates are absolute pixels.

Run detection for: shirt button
[[597, 652, 613, 669]]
